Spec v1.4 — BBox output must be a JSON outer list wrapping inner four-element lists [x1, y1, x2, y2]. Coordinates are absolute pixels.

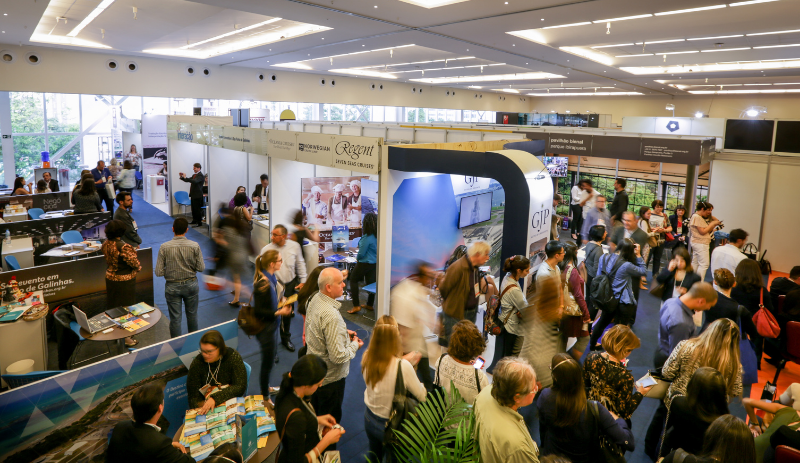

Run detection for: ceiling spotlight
[[746, 109, 759, 117], [665, 104, 675, 111], [695, 111, 704, 118], [744, 106, 767, 117]]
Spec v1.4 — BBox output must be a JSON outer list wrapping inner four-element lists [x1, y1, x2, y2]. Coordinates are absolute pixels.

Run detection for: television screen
[[542, 156, 568, 177], [723, 119, 774, 152], [458, 192, 492, 229], [775, 121, 800, 154]]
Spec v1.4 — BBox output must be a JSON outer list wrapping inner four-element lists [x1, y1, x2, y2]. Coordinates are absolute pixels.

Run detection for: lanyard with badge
[[199, 360, 223, 397]]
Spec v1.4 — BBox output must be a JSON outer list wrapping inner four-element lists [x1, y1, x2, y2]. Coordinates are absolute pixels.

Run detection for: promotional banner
[[0, 211, 113, 262], [1, 191, 71, 212], [0, 320, 238, 463], [0, 249, 153, 308], [266, 129, 298, 160], [332, 135, 380, 174], [301, 176, 368, 244], [361, 179, 378, 216], [640, 138, 702, 164], [142, 114, 168, 202], [220, 126, 244, 152], [297, 133, 335, 166]]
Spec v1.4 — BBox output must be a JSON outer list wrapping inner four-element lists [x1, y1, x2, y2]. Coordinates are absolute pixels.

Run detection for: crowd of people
[[101, 174, 800, 463]]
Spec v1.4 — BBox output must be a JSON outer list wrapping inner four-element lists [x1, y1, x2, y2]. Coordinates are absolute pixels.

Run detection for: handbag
[[562, 266, 582, 317], [237, 293, 266, 336], [649, 281, 667, 299], [640, 369, 671, 400], [588, 401, 626, 463], [753, 288, 780, 338], [105, 180, 116, 198], [743, 243, 759, 260], [739, 313, 759, 384], [485, 284, 516, 336], [385, 359, 420, 446], [665, 232, 675, 242], [275, 408, 301, 463]]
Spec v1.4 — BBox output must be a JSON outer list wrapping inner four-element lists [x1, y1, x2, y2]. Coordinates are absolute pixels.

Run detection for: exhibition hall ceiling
[[2, 0, 800, 98]]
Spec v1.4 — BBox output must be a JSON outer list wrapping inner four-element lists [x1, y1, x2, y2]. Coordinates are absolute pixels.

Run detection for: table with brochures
[[78, 302, 161, 341]]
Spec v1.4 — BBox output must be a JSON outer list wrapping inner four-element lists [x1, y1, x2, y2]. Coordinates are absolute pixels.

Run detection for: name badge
[[474, 283, 480, 298], [132, 220, 138, 231]]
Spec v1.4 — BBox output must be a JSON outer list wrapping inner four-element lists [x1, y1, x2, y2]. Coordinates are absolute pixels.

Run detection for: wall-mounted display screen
[[458, 192, 492, 229], [542, 156, 569, 177], [723, 119, 774, 152], [774, 121, 800, 154]]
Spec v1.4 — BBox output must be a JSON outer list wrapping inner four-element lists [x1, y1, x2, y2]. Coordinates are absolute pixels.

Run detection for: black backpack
[[589, 254, 626, 312]]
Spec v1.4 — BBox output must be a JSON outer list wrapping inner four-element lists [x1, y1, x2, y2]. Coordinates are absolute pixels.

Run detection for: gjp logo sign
[[666, 121, 680, 132], [465, 176, 478, 187]]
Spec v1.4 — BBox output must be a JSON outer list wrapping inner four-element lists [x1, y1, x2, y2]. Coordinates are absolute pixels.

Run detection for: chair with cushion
[[2, 370, 66, 388], [135, 171, 143, 189], [174, 191, 192, 218], [4, 255, 21, 271], [771, 321, 800, 384], [28, 208, 45, 220], [776, 445, 800, 463], [68, 321, 113, 368], [61, 230, 84, 245]]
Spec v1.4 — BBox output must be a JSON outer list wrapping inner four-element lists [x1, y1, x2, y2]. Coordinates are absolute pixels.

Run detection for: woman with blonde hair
[[253, 251, 292, 397], [661, 318, 743, 409], [361, 315, 427, 462], [584, 325, 650, 422]]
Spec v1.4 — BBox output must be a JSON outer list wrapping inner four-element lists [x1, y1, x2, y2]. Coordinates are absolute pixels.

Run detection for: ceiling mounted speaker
[[419, 88, 423, 93], [370, 82, 376, 91], [0, 50, 15, 64], [270, 74, 277, 82], [452, 91, 455, 96], [446, 91, 450, 96], [106, 59, 118, 71], [26, 53, 41, 65], [378, 84, 383, 91], [412, 87, 417, 93], [479, 94, 482, 99], [186, 66, 196, 76], [320, 78, 326, 86], [474, 94, 478, 98], [329, 79, 336, 87], [126, 61, 138, 72], [202, 68, 211, 77], [257, 73, 265, 82]]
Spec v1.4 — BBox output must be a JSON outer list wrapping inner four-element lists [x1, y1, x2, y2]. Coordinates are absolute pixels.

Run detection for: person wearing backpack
[[499, 255, 531, 358], [584, 225, 607, 320], [588, 238, 647, 351]]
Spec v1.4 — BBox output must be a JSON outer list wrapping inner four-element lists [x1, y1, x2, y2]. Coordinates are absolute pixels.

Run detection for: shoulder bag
[[237, 293, 266, 336], [485, 283, 516, 336], [432, 353, 448, 396], [587, 401, 626, 463], [640, 368, 672, 400], [275, 407, 301, 463], [385, 359, 420, 446], [753, 288, 780, 338], [562, 266, 583, 317]]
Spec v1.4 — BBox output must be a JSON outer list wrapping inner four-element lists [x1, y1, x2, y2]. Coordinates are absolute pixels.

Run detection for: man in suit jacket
[[114, 191, 142, 248], [107, 382, 194, 463], [179, 163, 205, 227], [251, 173, 269, 214], [43, 171, 59, 192]]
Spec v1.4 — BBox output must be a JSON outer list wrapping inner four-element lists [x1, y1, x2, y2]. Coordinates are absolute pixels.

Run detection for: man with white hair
[[439, 241, 491, 346], [305, 267, 364, 428], [303, 185, 327, 226], [328, 184, 347, 225]]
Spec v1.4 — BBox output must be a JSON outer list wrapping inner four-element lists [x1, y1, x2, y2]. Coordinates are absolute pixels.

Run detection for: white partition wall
[[208, 146, 248, 224], [708, 154, 770, 246], [759, 157, 800, 272], [168, 139, 205, 216], [248, 153, 270, 205], [271, 158, 316, 229]]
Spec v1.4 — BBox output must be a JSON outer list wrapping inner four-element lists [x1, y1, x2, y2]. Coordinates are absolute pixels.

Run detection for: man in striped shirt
[[306, 267, 363, 426], [156, 217, 205, 337]]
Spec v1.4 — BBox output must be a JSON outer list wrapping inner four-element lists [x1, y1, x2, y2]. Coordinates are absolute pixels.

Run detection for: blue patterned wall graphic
[[0, 320, 239, 463]]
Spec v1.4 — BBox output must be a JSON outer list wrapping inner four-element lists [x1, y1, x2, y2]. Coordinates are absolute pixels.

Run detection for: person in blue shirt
[[348, 212, 377, 314], [91, 160, 114, 212], [588, 238, 647, 351], [655, 282, 717, 368]]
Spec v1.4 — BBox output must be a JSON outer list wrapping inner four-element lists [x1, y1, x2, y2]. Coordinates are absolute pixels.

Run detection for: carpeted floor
[[48, 198, 756, 462]]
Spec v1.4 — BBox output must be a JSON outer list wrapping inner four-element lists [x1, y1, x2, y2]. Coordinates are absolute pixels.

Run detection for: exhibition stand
[[0, 320, 238, 463]]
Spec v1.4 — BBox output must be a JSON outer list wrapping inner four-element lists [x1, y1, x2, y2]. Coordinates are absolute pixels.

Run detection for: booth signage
[[592, 135, 643, 161], [333, 135, 381, 174], [242, 128, 263, 155], [641, 138, 701, 164], [547, 134, 592, 155], [166, 121, 179, 141], [220, 126, 244, 151], [296, 133, 335, 166], [192, 123, 208, 145], [266, 130, 298, 160], [451, 175, 491, 195], [207, 124, 224, 147]]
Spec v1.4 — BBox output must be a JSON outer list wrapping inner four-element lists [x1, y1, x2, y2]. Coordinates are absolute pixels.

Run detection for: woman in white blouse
[[362, 316, 427, 462], [500, 255, 531, 358], [434, 320, 490, 405]]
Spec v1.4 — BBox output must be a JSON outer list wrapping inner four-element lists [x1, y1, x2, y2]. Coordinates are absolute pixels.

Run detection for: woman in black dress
[[275, 354, 344, 463], [102, 219, 142, 347], [654, 247, 702, 304], [731, 259, 774, 367], [668, 204, 690, 254]]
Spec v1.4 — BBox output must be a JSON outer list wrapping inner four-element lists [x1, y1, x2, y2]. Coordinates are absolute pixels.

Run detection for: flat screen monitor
[[723, 119, 774, 152], [458, 192, 492, 229], [775, 121, 800, 154], [542, 156, 568, 177]]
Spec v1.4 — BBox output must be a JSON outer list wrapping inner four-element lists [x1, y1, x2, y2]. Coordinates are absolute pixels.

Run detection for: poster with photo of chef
[[301, 176, 369, 243]]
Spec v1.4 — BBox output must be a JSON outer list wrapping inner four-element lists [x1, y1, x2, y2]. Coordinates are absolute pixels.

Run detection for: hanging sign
[[640, 138, 702, 164], [242, 128, 263, 155], [266, 130, 298, 160], [220, 126, 244, 151], [297, 133, 335, 166], [332, 135, 381, 174], [547, 134, 592, 155]]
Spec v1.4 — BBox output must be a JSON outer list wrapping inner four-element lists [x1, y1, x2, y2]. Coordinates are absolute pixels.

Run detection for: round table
[[79, 307, 161, 341], [172, 401, 280, 462]]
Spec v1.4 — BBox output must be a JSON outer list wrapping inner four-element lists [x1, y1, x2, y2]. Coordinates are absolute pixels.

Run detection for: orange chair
[[776, 445, 800, 463], [772, 321, 800, 384]]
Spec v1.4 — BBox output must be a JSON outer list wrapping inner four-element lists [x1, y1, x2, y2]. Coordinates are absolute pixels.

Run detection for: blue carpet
[[130, 198, 745, 463]]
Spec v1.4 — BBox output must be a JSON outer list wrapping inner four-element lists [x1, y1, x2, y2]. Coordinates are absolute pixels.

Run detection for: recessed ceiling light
[[541, 18, 544, 21], [409, 72, 564, 84], [30, 33, 111, 49], [616, 53, 654, 57], [654, 5, 727, 16], [67, 0, 115, 37], [330, 69, 397, 79], [621, 58, 800, 74], [729, 0, 778, 5], [397, 0, 470, 7], [591, 43, 635, 49], [700, 47, 751, 52], [634, 39, 686, 45], [591, 14, 653, 23], [527, 92, 643, 96], [753, 43, 800, 49], [691, 89, 800, 94], [181, 18, 282, 49], [747, 29, 800, 36], [543, 21, 592, 29], [559, 47, 614, 65], [687, 34, 744, 41], [374, 5, 378, 7]]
